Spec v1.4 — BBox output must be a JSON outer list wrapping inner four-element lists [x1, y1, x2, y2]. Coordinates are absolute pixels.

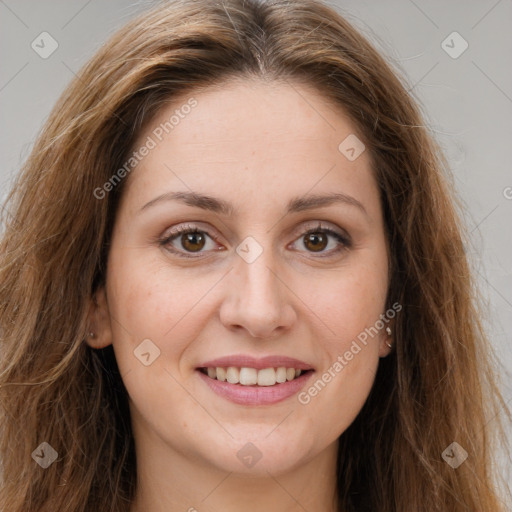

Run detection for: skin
[[87, 77, 392, 512]]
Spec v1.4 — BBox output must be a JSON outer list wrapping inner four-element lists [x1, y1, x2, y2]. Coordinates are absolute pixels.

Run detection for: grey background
[[1, 0, 511, 501]]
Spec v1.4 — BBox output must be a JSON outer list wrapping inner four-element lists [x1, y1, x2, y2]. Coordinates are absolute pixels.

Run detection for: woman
[[0, 0, 510, 510]]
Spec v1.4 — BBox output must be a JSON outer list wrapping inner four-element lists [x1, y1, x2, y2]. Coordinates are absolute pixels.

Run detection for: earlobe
[[85, 286, 113, 349]]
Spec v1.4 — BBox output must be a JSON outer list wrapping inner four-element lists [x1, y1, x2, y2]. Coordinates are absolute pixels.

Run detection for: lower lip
[[197, 370, 313, 406]]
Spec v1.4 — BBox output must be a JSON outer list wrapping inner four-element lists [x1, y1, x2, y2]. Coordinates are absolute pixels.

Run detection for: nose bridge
[[241, 254, 279, 303], [220, 236, 295, 337], [235, 232, 277, 282], [237, 239, 282, 310]]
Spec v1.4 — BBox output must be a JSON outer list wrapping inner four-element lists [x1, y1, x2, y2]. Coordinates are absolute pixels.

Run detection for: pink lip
[[198, 355, 314, 371], [197, 369, 314, 406]]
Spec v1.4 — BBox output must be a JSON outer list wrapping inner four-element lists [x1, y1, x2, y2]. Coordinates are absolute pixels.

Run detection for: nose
[[219, 250, 297, 339]]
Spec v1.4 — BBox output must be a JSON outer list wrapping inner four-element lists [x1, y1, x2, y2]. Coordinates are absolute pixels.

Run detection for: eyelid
[[165, 222, 216, 239], [287, 222, 352, 257], [159, 222, 224, 256], [158, 220, 351, 258], [290, 220, 350, 241]]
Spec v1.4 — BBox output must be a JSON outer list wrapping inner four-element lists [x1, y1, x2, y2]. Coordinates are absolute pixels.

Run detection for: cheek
[[321, 352, 379, 440], [294, 255, 387, 432], [106, 250, 217, 368], [105, 254, 213, 417], [304, 255, 388, 340]]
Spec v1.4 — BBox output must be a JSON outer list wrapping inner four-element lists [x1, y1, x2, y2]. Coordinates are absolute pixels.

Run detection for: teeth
[[202, 366, 306, 386], [257, 368, 276, 386], [239, 367, 258, 385], [226, 367, 239, 384], [276, 367, 287, 383]]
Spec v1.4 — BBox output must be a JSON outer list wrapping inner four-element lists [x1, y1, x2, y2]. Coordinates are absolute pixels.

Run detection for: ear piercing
[[89, 332, 96, 338], [385, 326, 392, 349]]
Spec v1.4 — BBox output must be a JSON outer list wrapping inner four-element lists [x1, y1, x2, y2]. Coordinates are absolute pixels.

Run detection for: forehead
[[120, 78, 379, 218]]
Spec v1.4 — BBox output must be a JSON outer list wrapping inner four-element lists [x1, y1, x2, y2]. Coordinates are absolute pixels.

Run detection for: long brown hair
[[1, 0, 510, 510]]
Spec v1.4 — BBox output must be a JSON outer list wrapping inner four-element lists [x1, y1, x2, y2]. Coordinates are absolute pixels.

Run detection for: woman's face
[[91, 78, 391, 476]]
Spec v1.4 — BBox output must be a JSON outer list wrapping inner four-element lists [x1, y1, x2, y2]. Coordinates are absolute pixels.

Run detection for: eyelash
[[157, 222, 352, 259]]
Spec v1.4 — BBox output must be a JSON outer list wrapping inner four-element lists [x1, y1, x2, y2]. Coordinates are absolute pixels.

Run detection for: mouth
[[195, 356, 315, 405], [198, 366, 313, 386]]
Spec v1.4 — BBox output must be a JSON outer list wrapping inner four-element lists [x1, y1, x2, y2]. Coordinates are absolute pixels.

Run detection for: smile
[[196, 355, 314, 405], [199, 366, 306, 386]]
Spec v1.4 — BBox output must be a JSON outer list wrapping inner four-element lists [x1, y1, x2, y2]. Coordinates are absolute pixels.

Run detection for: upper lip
[[198, 355, 314, 371]]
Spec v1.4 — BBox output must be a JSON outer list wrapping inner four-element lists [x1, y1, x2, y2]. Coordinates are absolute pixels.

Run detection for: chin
[[195, 429, 313, 476]]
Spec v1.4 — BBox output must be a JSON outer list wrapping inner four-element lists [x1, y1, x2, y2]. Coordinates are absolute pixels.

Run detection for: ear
[[85, 286, 113, 349]]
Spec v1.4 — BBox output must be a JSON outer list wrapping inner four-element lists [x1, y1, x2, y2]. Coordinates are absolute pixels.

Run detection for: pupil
[[183, 232, 205, 252], [306, 233, 327, 252]]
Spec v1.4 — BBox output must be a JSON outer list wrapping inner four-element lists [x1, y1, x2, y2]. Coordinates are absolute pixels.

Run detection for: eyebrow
[[140, 190, 368, 217]]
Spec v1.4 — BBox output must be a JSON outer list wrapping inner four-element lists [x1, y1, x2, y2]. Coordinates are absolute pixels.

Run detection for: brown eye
[[303, 232, 328, 252], [159, 225, 221, 259], [181, 232, 206, 252], [291, 225, 351, 257]]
